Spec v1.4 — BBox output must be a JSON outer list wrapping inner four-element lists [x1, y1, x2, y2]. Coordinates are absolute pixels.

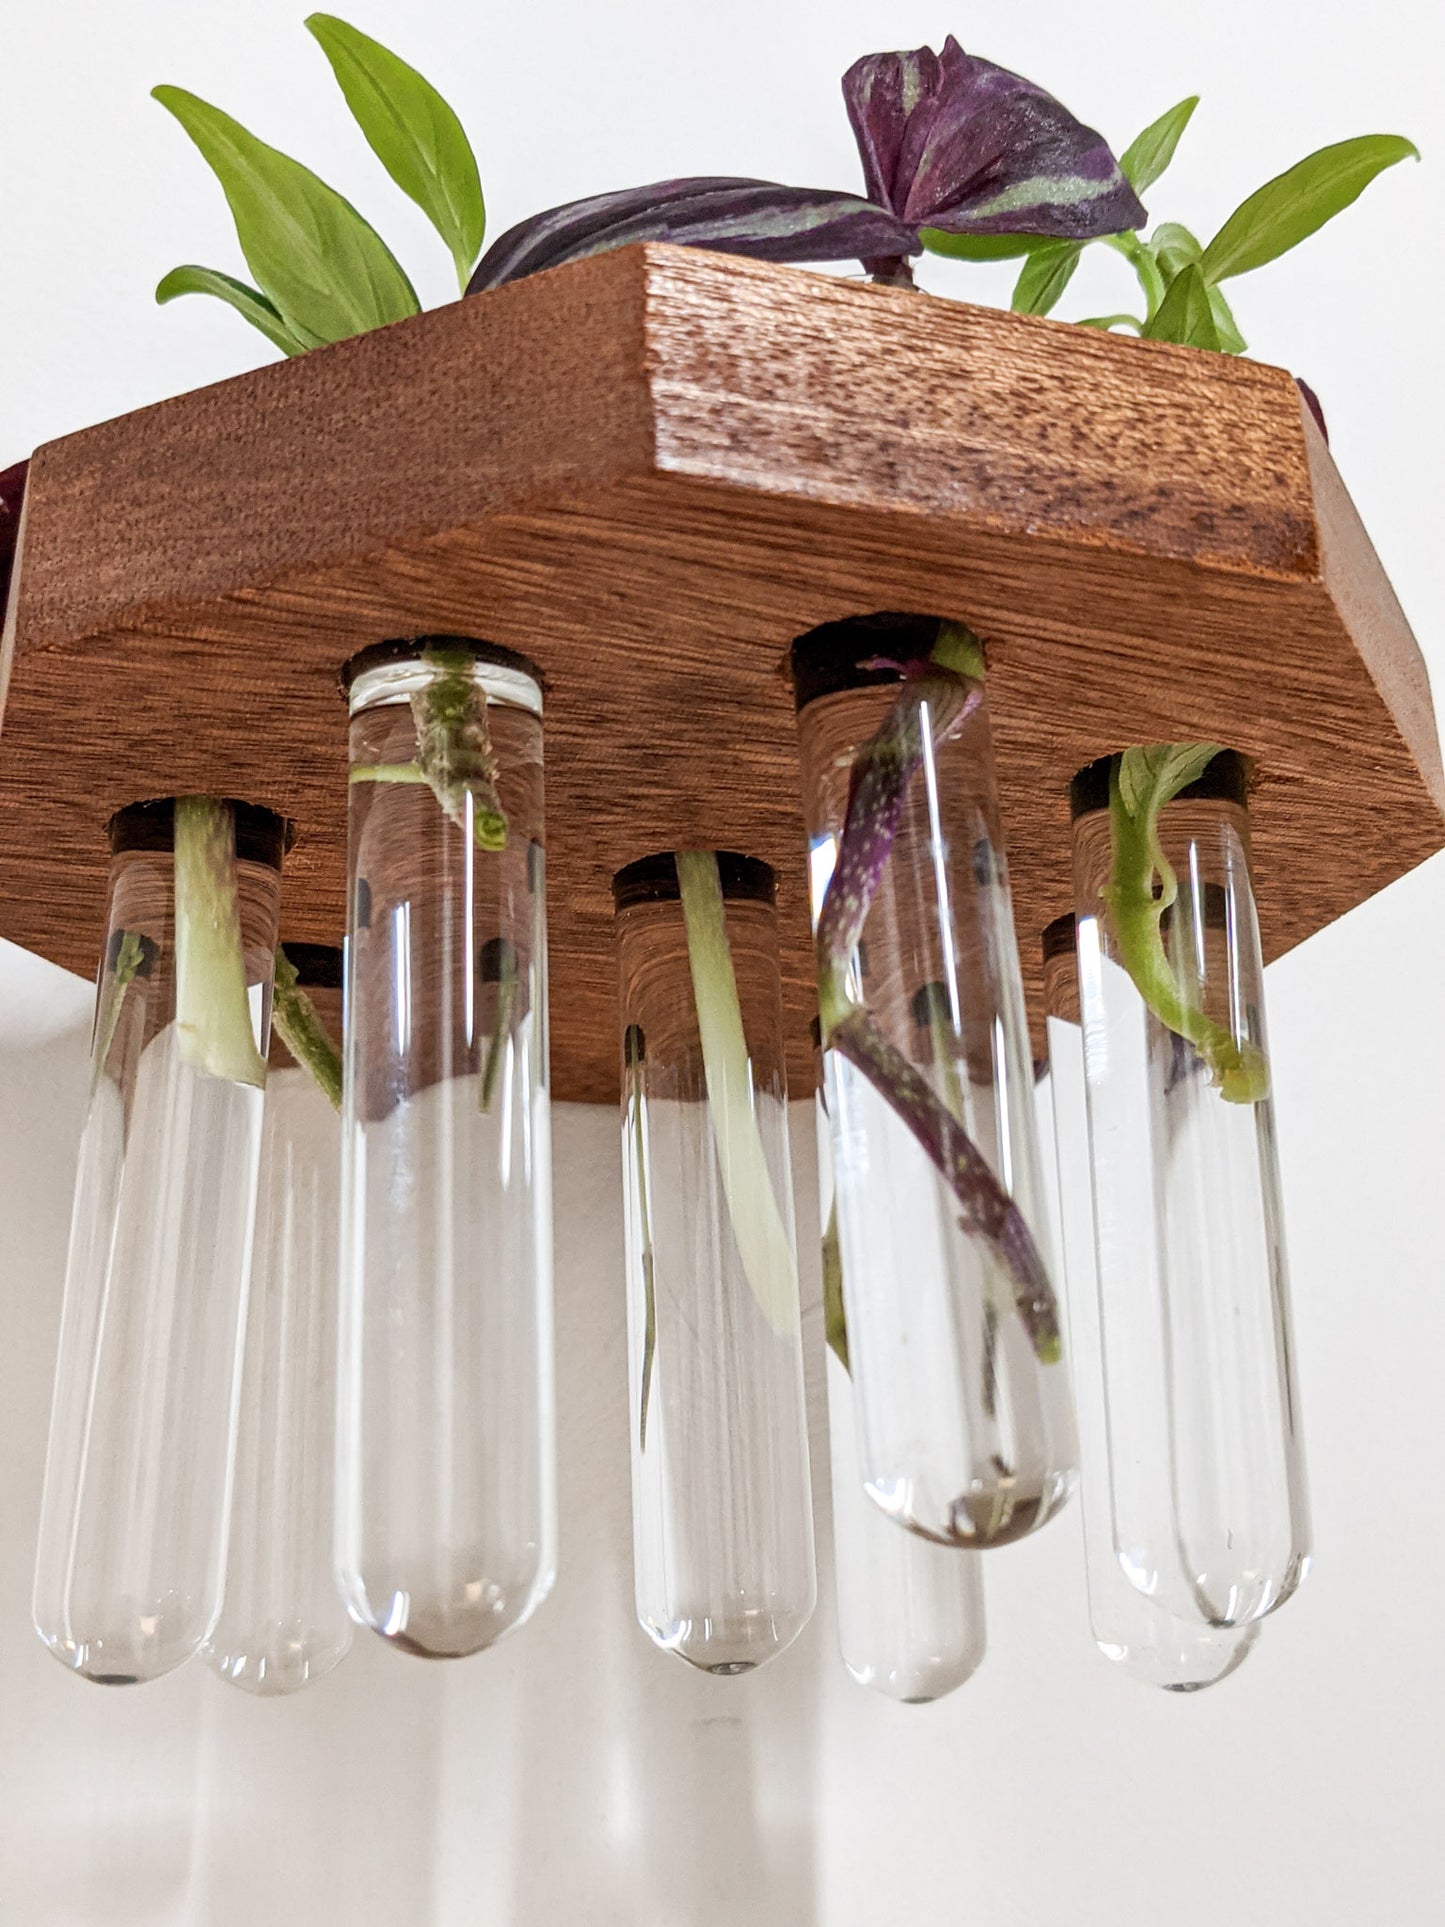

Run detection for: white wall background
[[2, 2, 1443, 1922]]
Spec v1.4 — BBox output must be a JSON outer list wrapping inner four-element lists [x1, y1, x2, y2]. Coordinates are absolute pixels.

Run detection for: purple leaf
[[0, 458, 27, 616], [468, 177, 917, 291], [843, 36, 1145, 242], [1295, 375, 1329, 443]]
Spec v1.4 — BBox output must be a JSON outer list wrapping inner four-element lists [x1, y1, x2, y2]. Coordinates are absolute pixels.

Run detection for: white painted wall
[[2, 1, 1443, 1921]]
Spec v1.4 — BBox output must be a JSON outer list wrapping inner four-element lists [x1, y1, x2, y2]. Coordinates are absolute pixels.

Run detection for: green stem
[[626, 1023, 659, 1449], [822, 1198, 848, 1372], [92, 930, 155, 1090], [676, 849, 800, 1338], [173, 796, 267, 1089], [480, 940, 517, 1111], [1103, 228, 1166, 317], [1103, 760, 1268, 1104], [271, 947, 343, 1111], [412, 646, 508, 851]]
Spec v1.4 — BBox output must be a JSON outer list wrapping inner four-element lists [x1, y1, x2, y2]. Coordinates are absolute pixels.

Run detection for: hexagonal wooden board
[[2, 243, 1440, 1100]]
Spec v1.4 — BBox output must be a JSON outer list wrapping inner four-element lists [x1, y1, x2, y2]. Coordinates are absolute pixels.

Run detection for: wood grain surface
[[1, 244, 1440, 1101]]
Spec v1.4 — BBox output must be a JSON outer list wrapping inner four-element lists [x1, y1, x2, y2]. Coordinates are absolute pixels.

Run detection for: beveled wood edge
[[9, 245, 1348, 673], [1299, 398, 1445, 812]]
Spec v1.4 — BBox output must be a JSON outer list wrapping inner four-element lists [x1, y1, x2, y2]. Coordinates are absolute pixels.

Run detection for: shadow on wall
[[0, 1012, 828, 1924], [440, 1103, 828, 1927]]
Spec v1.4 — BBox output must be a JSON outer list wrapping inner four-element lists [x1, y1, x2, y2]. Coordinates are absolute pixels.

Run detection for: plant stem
[[92, 930, 156, 1090], [676, 849, 800, 1338], [480, 939, 517, 1111], [830, 1007, 1060, 1363], [625, 1022, 659, 1449], [1104, 761, 1269, 1104], [821, 1198, 849, 1372], [814, 625, 1062, 1363], [271, 946, 343, 1110], [412, 646, 507, 850], [173, 796, 268, 1088]]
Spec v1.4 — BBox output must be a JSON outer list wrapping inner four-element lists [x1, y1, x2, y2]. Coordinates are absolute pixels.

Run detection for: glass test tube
[[339, 638, 555, 1658], [615, 852, 814, 1673], [816, 1023, 987, 1700], [1071, 751, 1309, 1626], [793, 612, 1075, 1548], [205, 943, 351, 1694], [1041, 915, 1255, 1689], [34, 798, 284, 1683]]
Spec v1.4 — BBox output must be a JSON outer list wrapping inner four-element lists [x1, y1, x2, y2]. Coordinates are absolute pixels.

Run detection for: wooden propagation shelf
[[1, 244, 1440, 1100]]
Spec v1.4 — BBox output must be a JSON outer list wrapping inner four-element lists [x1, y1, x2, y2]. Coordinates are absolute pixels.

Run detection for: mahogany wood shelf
[[1, 244, 1440, 1101]]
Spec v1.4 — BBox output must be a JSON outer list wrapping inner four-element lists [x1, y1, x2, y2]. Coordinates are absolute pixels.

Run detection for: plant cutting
[[675, 850, 800, 1339], [271, 947, 343, 1111], [811, 621, 1061, 1364], [95, 798, 272, 1098], [1101, 746, 1269, 1102]]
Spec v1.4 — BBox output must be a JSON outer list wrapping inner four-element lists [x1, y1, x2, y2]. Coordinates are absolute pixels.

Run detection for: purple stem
[[830, 1010, 1060, 1362], [817, 665, 976, 975], [816, 651, 1061, 1363]]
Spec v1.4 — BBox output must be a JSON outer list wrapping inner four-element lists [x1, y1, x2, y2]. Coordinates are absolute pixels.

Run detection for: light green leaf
[[1011, 239, 1082, 316], [152, 84, 420, 348], [1201, 133, 1419, 283], [1077, 313, 1144, 333], [1207, 282, 1247, 354], [1141, 263, 1223, 349], [305, 13, 485, 291], [1120, 96, 1200, 194], [1104, 229, 1166, 317], [1117, 742, 1222, 822], [920, 228, 1051, 261], [155, 263, 309, 356], [1149, 220, 1203, 281]]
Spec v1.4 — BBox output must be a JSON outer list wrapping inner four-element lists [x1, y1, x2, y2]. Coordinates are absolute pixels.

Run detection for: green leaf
[[305, 13, 485, 291], [1149, 220, 1203, 281], [152, 84, 420, 348], [1117, 742, 1222, 822], [1104, 229, 1166, 317], [1141, 263, 1223, 349], [1011, 239, 1082, 316], [1076, 313, 1144, 333], [1207, 282, 1247, 354], [155, 264, 309, 356], [1120, 96, 1200, 193], [1200, 133, 1419, 283], [920, 228, 1051, 261]]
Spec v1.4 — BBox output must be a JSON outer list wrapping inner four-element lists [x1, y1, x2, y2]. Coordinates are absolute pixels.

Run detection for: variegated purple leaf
[[0, 458, 27, 615], [468, 177, 917, 291], [843, 36, 1144, 241]]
